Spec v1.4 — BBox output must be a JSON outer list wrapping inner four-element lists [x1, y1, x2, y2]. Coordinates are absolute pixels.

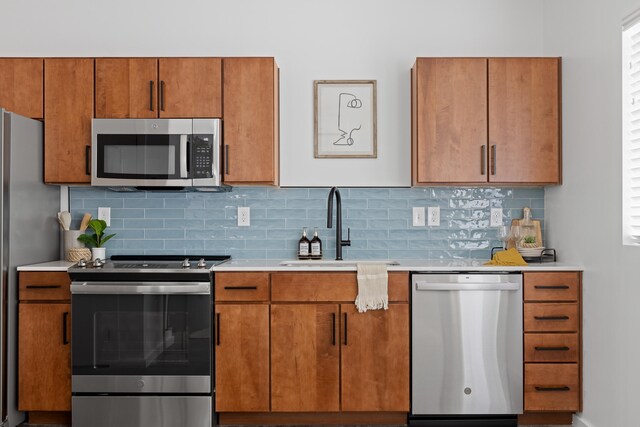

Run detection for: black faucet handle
[[342, 227, 351, 247]]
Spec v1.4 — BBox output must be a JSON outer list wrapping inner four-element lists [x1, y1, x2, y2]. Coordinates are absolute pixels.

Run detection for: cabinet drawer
[[215, 273, 269, 302], [525, 363, 579, 412], [524, 272, 579, 302], [19, 272, 71, 301], [524, 333, 579, 363], [524, 303, 579, 332], [271, 272, 409, 303]]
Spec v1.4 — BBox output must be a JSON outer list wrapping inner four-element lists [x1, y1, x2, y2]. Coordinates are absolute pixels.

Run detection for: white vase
[[91, 247, 106, 261]]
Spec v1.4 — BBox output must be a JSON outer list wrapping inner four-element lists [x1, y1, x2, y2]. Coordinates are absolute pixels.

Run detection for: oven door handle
[[70, 281, 210, 295]]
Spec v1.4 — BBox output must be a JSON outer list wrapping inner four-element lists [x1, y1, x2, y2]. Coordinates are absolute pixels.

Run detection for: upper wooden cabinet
[[412, 57, 561, 185], [222, 58, 279, 185], [0, 58, 43, 119], [44, 58, 94, 184], [96, 57, 221, 119], [95, 58, 158, 118]]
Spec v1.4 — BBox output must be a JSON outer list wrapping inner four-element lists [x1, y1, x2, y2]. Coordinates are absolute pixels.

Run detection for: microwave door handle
[[180, 135, 188, 178]]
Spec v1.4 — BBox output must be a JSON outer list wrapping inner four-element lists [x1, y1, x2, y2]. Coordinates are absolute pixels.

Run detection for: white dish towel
[[355, 263, 389, 313]]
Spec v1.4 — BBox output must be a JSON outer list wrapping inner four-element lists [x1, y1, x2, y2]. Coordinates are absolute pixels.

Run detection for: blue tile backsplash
[[69, 187, 544, 260]]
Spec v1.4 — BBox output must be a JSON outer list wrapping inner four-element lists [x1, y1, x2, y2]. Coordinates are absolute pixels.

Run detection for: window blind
[[623, 20, 640, 244]]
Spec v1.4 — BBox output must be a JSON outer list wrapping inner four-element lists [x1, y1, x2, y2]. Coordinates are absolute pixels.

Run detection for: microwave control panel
[[192, 135, 214, 178]]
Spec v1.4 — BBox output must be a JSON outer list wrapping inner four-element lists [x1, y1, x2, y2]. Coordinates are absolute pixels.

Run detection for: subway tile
[[124, 199, 164, 208], [204, 219, 236, 229], [342, 219, 368, 229], [145, 209, 184, 219], [473, 188, 513, 199], [429, 250, 471, 259], [449, 240, 491, 250], [351, 229, 388, 240], [407, 240, 449, 250], [245, 198, 286, 209], [267, 209, 307, 219], [343, 250, 390, 260], [185, 209, 226, 219], [266, 249, 297, 260], [250, 219, 286, 229], [348, 188, 388, 199], [165, 240, 205, 250], [368, 219, 407, 229], [124, 219, 164, 229], [70, 188, 107, 199], [229, 187, 269, 199], [307, 209, 328, 219], [470, 249, 492, 260], [145, 249, 184, 256], [83, 199, 124, 208], [368, 240, 408, 250], [123, 240, 165, 250], [165, 219, 205, 229], [148, 192, 186, 198], [186, 229, 226, 240], [286, 198, 326, 209], [226, 249, 267, 259], [109, 229, 145, 240], [388, 187, 430, 199], [429, 229, 469, 240], [204, 240, 246, 250], [449, 199, 490, 209], [531, 199, 545, 209], [205, 198, 242, 209], [226, 229, 267, 240], [347, 209, 388, 219], [285, 219, 327, 230], [308, 188, 333, 198], [111, 208, 145, 219], [246, 239, 287, 250], [368, 199, 408, 209], [267, 228, 298, 239], [164, 199, 205, 209], [106, 191, 147, 199], [267, 188, 309, 199], [387, 229, 429, 240], [513, 188, 544, 199], [341, 199, 368, 209], [389, 249, 430, 259], [145, 229, 185, 239]]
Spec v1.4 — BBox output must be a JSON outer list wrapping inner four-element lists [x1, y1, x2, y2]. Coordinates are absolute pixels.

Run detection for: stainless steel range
[[68, 255, 229, 427]]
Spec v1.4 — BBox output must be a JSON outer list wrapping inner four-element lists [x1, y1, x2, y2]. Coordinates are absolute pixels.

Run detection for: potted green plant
[[520, 235, 538, 248], [77, 219, 116, 260]]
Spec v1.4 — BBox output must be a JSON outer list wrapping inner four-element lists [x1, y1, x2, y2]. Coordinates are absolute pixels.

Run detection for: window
[[622, 13, 640, 245]]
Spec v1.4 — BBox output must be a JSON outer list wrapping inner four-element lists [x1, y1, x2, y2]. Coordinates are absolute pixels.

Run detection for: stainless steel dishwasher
[[410, 273, 523, 427]]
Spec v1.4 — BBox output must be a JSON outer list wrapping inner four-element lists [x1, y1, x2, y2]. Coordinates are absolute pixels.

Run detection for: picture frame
[[314, 80, 377, 158]]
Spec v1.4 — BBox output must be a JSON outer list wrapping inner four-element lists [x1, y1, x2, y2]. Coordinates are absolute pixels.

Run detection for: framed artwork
[[314, 80, 377, 158]]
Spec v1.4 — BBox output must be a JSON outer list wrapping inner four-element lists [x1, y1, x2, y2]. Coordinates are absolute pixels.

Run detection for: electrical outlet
[[237, 207, 250, 227], [490, 208, 503, 227], [412, 207, 425, 227], [98, 207, 111, 226], [427, 206, 440, 226]]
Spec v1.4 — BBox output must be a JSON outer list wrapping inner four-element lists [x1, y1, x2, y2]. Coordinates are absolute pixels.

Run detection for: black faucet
[[327, 187, 351, 261]]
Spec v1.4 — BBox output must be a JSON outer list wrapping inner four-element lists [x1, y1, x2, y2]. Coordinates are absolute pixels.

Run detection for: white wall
[[543, 1, 640, 426], [0, 0, 545, 186]]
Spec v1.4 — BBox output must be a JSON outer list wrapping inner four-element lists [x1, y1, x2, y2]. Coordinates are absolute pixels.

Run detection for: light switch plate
[[237, 207, 250, 227], [98, 207, 111, 226], [412, 207, 425, 227], [490, 208, 503, 227], [428, 207, 440, 226]]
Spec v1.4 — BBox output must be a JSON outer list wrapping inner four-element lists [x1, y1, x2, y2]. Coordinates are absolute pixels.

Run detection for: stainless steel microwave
[[91, 118, 228, 191]]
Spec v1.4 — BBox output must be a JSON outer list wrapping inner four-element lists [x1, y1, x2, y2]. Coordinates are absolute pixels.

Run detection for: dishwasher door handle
[[414, 281, 520, 291]]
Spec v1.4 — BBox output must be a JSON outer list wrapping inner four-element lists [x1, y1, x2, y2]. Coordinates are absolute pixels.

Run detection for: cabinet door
[[488, 58, 561, 184], [95, 58, 158, 118], [215, 304, 269, 412], [271, 304, 339, 412], [341, 304, 409, 411], [44, 58, 94, 184], [222, 58, 278, 185], [413, 58, 488, 184], [158, 58, 221, 118], [18, 303, 71, 411], [0, 58, 43, 119]]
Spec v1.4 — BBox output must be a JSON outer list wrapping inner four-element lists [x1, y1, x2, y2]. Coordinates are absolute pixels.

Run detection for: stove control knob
[[93, 258, 104, 268], [77, 259, 87, 268], [182, 258, 191, 268], [197, 258, 207, 269]]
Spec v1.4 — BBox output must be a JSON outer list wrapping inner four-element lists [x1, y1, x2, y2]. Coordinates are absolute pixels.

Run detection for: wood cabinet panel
[[158, 58, 221, 118], [488, 58, 561, 184], [271, 304, 339, 412], [524, 272, 579, 302], [222, 58, 278, 184], [44, 58, 94, 184], [95, 58, 158, 118], [18, 303, 71, 411], [19, 272, 70, 301], [341, 304, 409, 411], [524, 364, 579, 411], [524, 303, 579, 332], [524, 333, 579, 363], [215, 304, 269, 412], [215, 272, 269, 302], [413, 58, 488, 184], [0, 58, 43, 118], [271, 272, 409, 303]]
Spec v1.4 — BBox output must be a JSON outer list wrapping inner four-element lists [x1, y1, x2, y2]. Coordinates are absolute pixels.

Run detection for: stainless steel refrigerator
[[0, 109, 60, 427]]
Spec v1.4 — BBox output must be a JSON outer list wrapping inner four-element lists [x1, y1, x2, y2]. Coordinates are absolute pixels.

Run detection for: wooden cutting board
[[511, 219, 543, 248]]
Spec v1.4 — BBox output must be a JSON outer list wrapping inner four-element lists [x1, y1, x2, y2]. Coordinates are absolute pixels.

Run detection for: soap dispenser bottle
[[298, 228, 311, 259], [310, 227, 323, 260]]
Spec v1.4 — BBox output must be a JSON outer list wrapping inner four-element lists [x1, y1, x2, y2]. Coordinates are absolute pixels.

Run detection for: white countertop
[[16, 259, 582, 272], [17, 260, 75, 271], [212, 259, 582, 272]]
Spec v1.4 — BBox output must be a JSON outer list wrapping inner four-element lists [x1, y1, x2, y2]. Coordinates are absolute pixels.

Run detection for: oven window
[[72, 294, 210, 376], [96, 134, 183, 179]]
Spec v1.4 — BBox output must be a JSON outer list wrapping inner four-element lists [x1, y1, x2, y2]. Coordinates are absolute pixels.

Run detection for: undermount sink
[[278, 260, 400, 267]]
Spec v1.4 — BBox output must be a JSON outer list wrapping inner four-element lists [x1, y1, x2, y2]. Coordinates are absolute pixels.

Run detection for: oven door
[[91, 118, 193, 187], [71, 281, 211, 394]]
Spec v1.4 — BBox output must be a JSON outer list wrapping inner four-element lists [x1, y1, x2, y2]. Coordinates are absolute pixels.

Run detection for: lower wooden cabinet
[[215, 271, 410, 420], [522, 272, 582, 416], [18, 271, 71, 413], [214, 304, 269, 412]]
